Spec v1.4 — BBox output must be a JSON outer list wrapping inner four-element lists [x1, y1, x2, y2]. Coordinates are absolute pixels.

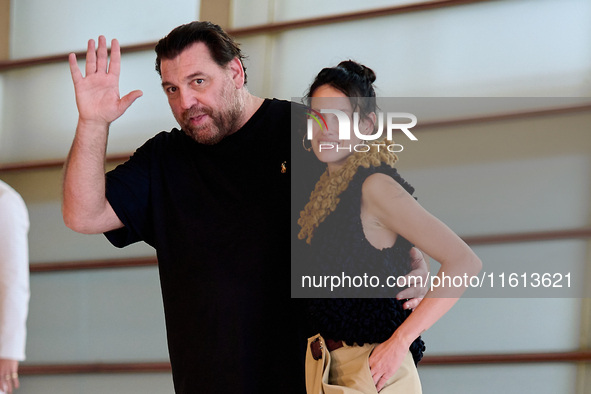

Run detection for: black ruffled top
[[305, 164, 425, 365]]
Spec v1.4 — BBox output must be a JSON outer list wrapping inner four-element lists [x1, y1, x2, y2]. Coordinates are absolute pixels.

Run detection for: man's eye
[[194, 79, 204, 85], [166, 87, 177, 93]]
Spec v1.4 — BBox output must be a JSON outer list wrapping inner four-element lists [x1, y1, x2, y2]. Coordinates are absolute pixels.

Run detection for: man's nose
[[179, 88, 198, 110]]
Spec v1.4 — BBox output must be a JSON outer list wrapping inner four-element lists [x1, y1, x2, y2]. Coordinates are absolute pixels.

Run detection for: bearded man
[[63, 21, 305, 393]]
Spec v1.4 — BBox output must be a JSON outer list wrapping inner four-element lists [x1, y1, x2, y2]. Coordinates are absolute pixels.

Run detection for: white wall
[[237, 0, 591, 99], [10, 0, 200, 58]]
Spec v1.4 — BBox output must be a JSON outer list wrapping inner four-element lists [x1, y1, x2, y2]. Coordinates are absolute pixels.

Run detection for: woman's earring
[[302, 133, 312, 152]]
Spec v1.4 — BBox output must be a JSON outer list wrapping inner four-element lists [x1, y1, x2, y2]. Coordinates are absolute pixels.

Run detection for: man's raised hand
[[69, 36, 143, 127]]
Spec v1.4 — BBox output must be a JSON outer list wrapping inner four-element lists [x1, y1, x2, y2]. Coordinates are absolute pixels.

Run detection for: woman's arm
[[361, 173, 482, 391]]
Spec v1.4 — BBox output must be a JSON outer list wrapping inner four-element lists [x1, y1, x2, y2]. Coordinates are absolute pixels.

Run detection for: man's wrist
[[77, 117, 110, 131]]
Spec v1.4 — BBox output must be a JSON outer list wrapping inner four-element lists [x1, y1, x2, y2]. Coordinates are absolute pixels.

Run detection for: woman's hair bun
[[337, 60, 376, 84]]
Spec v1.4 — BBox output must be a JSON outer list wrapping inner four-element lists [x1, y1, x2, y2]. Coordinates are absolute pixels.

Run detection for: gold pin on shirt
[[281, 161, 287, 173]]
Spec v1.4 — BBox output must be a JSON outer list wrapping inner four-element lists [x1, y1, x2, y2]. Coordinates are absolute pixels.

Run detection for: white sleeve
[[0, 184, 30, 361]]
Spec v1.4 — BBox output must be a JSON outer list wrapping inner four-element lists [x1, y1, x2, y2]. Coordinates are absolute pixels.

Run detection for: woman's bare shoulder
[[362, 172, 408, 201]]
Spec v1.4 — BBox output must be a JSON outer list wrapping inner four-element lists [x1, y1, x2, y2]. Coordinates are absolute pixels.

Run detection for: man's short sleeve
[[104, 139, 155, 248]]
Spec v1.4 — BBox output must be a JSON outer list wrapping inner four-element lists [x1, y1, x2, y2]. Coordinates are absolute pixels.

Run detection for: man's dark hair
[[155, 21, 247, 83]]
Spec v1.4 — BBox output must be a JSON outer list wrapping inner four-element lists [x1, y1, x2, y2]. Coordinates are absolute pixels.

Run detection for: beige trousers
[[305, 334, 422, 394]]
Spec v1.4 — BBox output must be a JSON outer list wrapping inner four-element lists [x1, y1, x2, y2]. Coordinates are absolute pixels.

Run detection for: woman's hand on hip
[[368, 339, 407, 392]]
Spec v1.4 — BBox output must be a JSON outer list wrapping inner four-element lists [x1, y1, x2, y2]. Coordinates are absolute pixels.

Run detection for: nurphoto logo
[[306, 108, 418, 153]]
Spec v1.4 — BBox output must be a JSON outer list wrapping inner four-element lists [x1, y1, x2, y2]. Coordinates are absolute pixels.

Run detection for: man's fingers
[[118, 90, 144, 114], [404, 274, 417, 287], [402, 297, 422, 311], [397, 279, 428, 300], [396, 272, 425, 299], [69, 53, 83, 84], [409, 246, 422, 262], [108, 39, 121, 77], [403, 271, 424, 286], [85, 39, 96, 75], [396, 286, 420, 300], [96, 36, 108, 73]]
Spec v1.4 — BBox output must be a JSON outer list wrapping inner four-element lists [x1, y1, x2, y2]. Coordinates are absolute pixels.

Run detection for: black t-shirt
[[105, 99, 309, 393]]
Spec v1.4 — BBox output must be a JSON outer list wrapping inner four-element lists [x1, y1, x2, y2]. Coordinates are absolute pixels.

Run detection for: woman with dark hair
[[299, 61, 482, 393]]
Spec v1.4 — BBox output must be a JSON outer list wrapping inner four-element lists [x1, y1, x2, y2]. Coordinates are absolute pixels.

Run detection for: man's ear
[[227, 57, 245, 89]]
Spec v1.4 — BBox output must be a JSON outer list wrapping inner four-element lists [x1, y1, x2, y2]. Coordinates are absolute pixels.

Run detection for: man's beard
[[179, 86, 244, 145]]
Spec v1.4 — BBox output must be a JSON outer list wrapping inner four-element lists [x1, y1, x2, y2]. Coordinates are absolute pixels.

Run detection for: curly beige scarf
[[297, 141, 399, 244]]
